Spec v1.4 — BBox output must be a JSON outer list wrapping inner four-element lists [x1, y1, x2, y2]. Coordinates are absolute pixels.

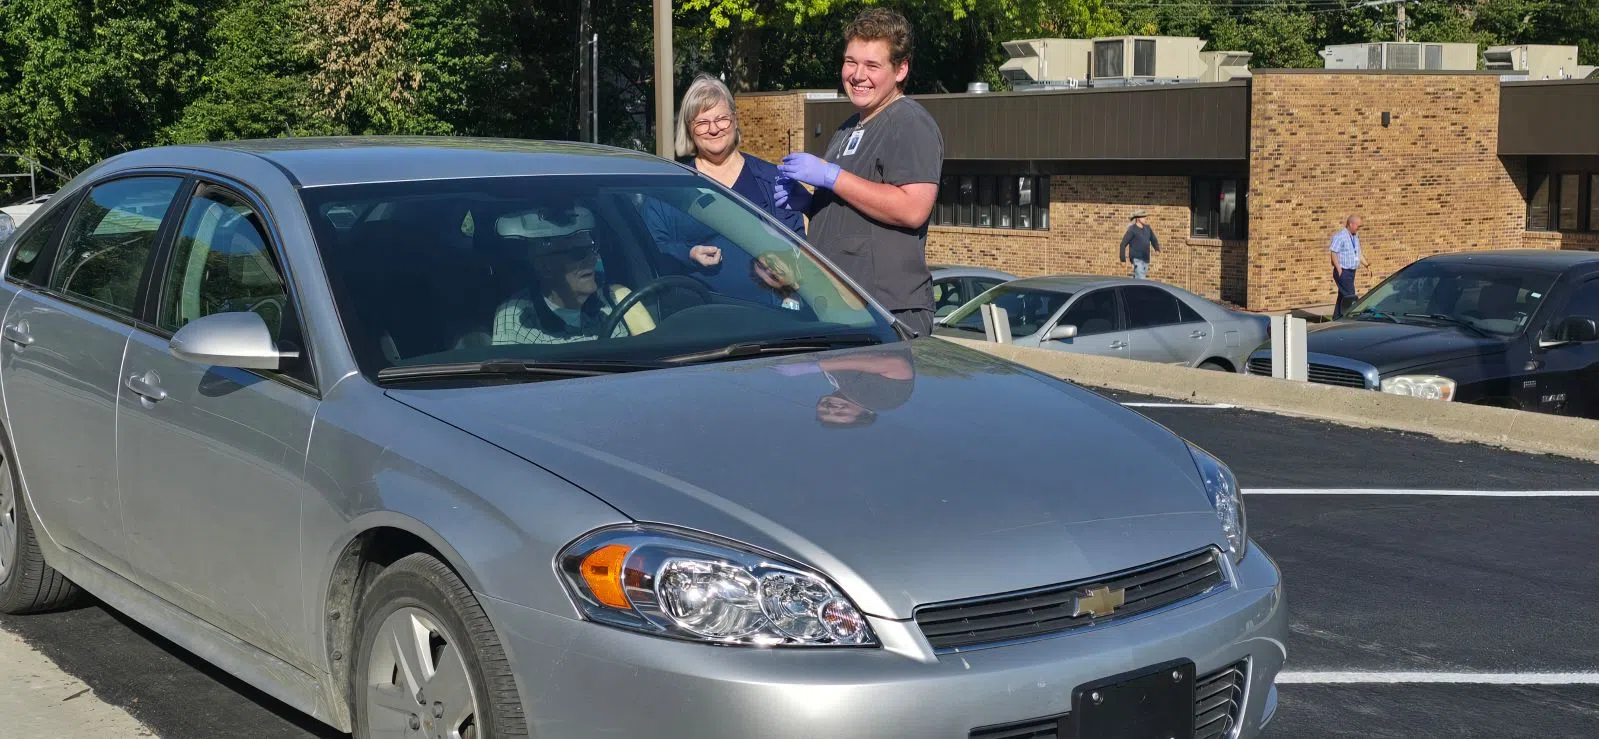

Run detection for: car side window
[[160, 185, 290, 344], [7, 201, 73, 287], [1122, 286, 1184, 329], [52, 177, 184, 316], [1563, 280, 1599, 320], [1177, 299, 1204, 324], [933, 279, 965, 313], [972, 278, 1004, 295], [1059, 289, 1118, 337]]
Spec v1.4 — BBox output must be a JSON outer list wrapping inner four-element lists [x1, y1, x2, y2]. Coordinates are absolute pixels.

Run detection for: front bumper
[[482, 544, 1286, 739]]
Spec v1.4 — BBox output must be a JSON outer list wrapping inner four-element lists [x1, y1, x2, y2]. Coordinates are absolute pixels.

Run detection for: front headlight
[[557, 525, 877, 647], [1381, 374, 1456, 401], [1188, 444, 1247, 563]]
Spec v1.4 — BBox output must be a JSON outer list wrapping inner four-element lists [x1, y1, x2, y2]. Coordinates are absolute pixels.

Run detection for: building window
[[1591, 175, 1598, 232], [1528, 174, 1551, 231], [933, 174, 1050, 231], [1530, 171, 1596, 233], [1134, 40, 1156, 77], [1191, 177, 1247, 240], [1558, 173, 1581, 232]]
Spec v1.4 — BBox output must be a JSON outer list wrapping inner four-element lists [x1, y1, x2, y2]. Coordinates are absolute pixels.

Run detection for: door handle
[[126, 372, 168, 403], [3, 322, 33, 347], [1190, 330, 1208, 339], [1109, 340, 1128, 350]]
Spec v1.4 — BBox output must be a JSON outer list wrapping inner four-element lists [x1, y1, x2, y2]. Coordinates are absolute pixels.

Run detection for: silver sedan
[[0, 138, 1283, 738], [936, 275, 1270, 372]]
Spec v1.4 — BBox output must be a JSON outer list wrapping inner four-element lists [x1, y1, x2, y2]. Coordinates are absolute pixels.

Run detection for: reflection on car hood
[[387, 340, 1225, 619], [1305, 320, 1506, 370]]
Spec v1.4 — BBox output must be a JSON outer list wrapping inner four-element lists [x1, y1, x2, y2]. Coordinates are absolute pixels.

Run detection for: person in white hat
[[1119, 209, 1160, 279], [491, 204, 641, 345]]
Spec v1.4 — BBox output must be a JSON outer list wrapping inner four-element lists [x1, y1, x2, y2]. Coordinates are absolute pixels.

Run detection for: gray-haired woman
[[644, 73, 808, 306]]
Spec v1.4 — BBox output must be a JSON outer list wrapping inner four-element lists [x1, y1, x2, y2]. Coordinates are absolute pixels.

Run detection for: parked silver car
[[937, 275, 1270, 372], [930, 264, 1016, 321], [0, 138, 1283, 738]]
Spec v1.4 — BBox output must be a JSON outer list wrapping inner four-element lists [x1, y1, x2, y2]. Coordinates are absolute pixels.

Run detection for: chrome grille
[[968, 660, 1249, 739], [917, 549, 1225, 651], [1194, 660, 1248, 739], [1246, 356, 1370, 388]]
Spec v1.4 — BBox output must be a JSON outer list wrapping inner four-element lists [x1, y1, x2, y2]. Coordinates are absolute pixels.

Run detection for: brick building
[[736, 72, 1599, 312]]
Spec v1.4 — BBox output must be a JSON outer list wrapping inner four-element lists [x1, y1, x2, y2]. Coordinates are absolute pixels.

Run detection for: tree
[[299, 0, 433, 133]]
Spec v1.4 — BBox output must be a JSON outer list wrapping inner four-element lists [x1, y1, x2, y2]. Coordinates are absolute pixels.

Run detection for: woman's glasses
[[692, 115, 734, 135]]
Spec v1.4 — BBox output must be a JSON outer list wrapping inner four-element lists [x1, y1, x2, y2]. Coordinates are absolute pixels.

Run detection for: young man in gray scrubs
[[774, 7, 944, 337]]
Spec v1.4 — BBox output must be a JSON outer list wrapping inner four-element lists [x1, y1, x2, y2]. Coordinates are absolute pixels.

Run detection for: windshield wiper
[[661, 333, 884, 364], [1347, 308, 1400, 324], [1401, 313, 1490, 338], [377, 358, 662, 382]]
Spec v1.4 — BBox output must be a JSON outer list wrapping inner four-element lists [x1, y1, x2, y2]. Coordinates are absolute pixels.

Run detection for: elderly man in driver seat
[[491, 205, 653, 346]]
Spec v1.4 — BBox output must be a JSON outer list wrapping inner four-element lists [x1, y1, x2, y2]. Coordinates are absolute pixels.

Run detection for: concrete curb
[[939, 336, 1599, 463]]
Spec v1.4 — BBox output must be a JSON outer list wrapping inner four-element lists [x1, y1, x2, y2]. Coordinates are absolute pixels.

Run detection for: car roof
[[103, 136, 688, 188], [929, 265, 1017, 280], [1000, 274, 1141, 292], [1420, 249, 1599, 271]]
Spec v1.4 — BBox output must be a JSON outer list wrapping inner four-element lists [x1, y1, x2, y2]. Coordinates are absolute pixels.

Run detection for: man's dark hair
[[844, 7, 914, 71]]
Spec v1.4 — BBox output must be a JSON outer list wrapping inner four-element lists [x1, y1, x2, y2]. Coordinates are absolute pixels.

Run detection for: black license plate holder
[[1068, 659, 1195, 739]]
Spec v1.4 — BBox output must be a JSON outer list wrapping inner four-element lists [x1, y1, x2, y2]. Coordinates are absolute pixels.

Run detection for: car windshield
[[942, 285, 1071, 337], [301, 174, 896, 378], [1346, 261, 1558, 337]]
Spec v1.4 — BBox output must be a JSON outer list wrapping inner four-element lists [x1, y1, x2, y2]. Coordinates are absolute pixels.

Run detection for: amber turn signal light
[[580, 544, 632, 608]]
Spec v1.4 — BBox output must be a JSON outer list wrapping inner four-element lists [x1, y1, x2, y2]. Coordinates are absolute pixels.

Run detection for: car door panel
[[2, 291, 134, 568], [1, 176, 184, 570], [116, 182, 317, 667], [1121, 285, 1207, 366], [1043, 288, 1129, 357], [1531, 277, 1599, 418]]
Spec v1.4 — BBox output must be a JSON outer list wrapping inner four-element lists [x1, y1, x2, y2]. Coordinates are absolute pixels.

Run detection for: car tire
[[351, 553, 527, 739], [1197, 360, 1230, 372], [0, 428, 83, 614]]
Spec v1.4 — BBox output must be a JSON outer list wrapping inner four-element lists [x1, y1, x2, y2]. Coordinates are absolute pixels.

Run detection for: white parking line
[[1278, 671, 1599, 685], [1120, 402, 1236, 409], [1244, 489, 1599, 497]]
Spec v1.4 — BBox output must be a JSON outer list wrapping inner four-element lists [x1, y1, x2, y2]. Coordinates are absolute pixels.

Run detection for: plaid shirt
[[1330, 228, 1362, 270]]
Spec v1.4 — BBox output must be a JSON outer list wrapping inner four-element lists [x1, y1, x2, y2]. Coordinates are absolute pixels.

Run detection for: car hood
[[1303, 319, 1506, 370], [387, 340, 1226, 619]]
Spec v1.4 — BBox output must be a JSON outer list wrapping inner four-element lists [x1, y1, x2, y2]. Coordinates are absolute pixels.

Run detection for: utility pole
[[653, 0, 674, 159], [1395, 0, 1406, 42], [578, 0, 593, 142]]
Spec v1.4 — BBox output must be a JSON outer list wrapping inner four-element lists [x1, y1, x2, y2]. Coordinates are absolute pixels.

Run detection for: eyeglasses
[[692, 115, 734, 135]]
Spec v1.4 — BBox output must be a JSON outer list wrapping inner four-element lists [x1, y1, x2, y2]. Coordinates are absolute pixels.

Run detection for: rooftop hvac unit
[[1484, 44, 1593, 79], [1000, 39, 1093, 87], [1321, 42, 1478, 71]]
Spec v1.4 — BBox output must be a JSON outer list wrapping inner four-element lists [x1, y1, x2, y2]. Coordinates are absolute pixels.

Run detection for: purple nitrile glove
[[779, 152, 841, 190], [773, 174, 813, 213]]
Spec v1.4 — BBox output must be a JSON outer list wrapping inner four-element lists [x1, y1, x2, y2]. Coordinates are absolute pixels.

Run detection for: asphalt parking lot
[[3, 389, 1597, 738]]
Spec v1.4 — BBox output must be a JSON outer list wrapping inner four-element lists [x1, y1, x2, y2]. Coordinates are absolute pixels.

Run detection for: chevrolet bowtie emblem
[[1071, 585, 1126, 619]]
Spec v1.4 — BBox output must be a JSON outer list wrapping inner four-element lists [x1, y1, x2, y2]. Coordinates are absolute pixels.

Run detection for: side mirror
[[169, 312, 299, 370], [1540, 316, 1599, 349], [1044, 324, 1079, 341]]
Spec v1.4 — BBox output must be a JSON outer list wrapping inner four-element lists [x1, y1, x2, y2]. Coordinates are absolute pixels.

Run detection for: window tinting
[[1590, 175, 1598, 232], [1558, 174, 1580, 231], [52, 177, 183, 316], [932, 174, 1050, 232], [1565, 280, 1599, 319], [1060, 290, 1118, 336], [1121, 285, 1185, 329], [1191, 177, 1247, 240], [7, 200, 72, 286], [161, 186, 290, 344]]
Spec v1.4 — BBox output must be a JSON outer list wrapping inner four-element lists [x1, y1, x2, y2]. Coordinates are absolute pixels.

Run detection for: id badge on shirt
[[842, 129, 863, 157]]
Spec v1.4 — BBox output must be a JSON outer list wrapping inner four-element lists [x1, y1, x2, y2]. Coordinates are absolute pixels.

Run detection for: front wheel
[[1197, 360, 1230, 372], [351, 553, 527, 738]]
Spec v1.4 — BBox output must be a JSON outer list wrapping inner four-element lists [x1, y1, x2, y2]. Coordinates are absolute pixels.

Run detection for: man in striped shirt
[[1329, 215, 1369, 319]]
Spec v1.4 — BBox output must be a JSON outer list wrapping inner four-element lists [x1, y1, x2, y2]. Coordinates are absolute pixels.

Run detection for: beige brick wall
[[927, 175, 1241, 303], [1526, 230, 1599, 252], [1246, 72, 1529, 312], [734, 92, 806, 164]]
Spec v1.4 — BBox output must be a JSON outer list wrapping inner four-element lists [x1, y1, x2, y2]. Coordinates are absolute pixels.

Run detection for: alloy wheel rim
[[0, 454, 16, 581], [364, 607, 481, 739]]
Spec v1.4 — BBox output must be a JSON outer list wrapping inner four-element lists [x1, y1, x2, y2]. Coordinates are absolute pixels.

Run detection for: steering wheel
[[599, 274, 714, 340]]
